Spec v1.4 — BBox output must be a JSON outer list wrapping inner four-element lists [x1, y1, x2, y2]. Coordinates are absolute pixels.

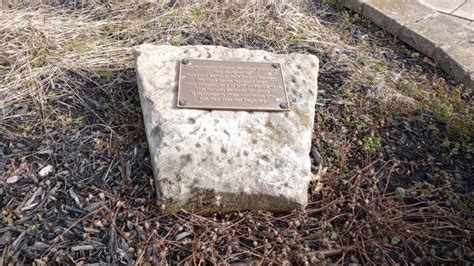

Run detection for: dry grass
[[0, 1, 473, 264]]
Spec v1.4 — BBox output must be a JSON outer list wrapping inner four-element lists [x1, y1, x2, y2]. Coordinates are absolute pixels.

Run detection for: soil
[[0, 1, 472, 264]]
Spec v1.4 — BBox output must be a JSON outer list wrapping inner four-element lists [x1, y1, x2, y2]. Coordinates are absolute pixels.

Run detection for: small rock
[[6, 175, 21, 184], [16, 106, 28, 115], [175, 230, 193, 241], [422, 57, 435, 66], [2, 106, 14, 116], [311, 147, 323, 166], [38, 165, 54, 177], [69, 188, 83, 208]]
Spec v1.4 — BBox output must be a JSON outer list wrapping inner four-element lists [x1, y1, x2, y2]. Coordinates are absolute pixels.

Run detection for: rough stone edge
[[338, 0, 474, 89], [133, 45, 319, 214]]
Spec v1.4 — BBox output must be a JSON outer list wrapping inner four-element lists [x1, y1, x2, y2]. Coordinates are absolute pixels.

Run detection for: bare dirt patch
[[1, 1, 472, 264]]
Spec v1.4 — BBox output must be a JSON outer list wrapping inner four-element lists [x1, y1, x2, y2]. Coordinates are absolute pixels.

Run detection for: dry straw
[[0, 0, 472, 264]]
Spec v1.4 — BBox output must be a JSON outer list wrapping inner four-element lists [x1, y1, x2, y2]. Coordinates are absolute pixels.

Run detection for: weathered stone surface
[[438, 14, 473, 31], [400, 14, 474, 57], [434, 40, 474, 88], [342, 0, 474, 88], [419, 0, 465, 13], [453, 1, 474, 21], [466, 71, 474, 90], [134, 44, 319, 213], [339, 0, 367, 14], [362, 0, 436, 35]]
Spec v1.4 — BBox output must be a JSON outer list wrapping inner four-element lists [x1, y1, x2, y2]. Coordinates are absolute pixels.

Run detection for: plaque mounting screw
[[181, 59, 189, 65], [279, 102, 288, 109], [272, 63, 279, 69], [179, 99, 187, 106]]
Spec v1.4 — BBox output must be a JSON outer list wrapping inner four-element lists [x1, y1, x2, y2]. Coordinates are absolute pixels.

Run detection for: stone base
[[134, 45, 319, 214]]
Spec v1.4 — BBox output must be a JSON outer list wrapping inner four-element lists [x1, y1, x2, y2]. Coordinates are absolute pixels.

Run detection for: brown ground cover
[[0, 1, 472, 264]]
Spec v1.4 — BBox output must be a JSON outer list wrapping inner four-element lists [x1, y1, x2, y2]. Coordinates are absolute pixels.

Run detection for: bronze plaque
[[177, 59, 290, 111]]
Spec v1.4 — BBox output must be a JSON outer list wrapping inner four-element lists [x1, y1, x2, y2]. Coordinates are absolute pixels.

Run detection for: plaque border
[[176, 59, 290, 111]]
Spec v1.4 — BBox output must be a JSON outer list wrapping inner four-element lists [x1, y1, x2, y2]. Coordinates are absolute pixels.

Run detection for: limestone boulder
[[134, 44, 319, 213]]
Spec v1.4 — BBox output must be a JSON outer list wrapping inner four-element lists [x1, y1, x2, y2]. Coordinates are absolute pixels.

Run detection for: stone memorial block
[[134, 44, 319, 213]]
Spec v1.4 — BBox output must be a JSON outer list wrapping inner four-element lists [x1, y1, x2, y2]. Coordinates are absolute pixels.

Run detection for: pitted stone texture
[[134, 44, 319, 213]]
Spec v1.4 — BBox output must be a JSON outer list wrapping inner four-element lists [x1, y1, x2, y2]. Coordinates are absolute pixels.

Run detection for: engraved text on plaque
[[177, 59, 289, 111]]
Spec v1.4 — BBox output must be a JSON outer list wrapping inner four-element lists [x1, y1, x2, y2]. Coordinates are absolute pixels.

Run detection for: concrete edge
[[339, 0, 474, 89]]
